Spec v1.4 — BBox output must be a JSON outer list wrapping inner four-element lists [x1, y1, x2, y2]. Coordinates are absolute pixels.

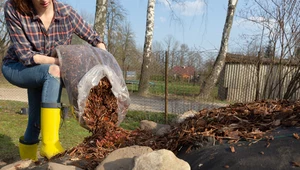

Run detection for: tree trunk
[[138, 0, 156, 95], [94, 0, 108, 39], [199, 0, 238, 99]]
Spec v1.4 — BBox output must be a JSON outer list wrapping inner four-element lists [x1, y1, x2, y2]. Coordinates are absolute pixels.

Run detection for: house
[[171, 66, 195, 81]]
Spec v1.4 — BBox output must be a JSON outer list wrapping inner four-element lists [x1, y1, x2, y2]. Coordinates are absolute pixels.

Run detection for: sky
[[64, 0, 256, 53]]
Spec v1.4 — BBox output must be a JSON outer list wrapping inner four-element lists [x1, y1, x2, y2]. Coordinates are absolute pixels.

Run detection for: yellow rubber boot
[[19, 136, 38, 161], [40, 103, 65, 159]]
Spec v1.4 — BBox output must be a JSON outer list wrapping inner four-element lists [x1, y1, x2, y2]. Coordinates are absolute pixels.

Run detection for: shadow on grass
[[0, 134, 19, 167]]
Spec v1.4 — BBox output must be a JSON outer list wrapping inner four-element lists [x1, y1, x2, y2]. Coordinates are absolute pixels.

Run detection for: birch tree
[[94, 0, 108, 39], [199, 0, 239, 99], [0, 0, 9, 61], [138, 0, 156, 95]]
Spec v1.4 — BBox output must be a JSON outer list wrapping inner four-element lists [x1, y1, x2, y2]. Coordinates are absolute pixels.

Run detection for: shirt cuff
[[91, 37, 104, 47], [29, 56, 36, 65]]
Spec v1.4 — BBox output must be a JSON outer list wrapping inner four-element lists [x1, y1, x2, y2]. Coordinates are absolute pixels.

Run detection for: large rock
[[132, 149, 191, 170], [96, 146, 153, 170]]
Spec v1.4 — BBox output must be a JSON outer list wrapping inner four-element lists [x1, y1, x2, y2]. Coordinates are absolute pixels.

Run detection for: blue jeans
[[2, 62, 62, 144]]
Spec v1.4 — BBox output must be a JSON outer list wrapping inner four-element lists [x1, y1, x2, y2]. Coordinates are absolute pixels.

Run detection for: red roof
[[172, 66, 195, 76]]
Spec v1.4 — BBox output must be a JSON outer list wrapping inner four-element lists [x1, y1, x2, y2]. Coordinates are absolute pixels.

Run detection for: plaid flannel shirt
[[3, 0, 102, 66]]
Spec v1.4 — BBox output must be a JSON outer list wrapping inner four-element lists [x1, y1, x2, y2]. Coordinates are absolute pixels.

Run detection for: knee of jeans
[[48, 65, 61, 78]]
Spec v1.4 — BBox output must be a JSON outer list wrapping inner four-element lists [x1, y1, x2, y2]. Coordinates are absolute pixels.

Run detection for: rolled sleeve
[[71, 8, 103, 47], [11, 44, 37, 65], [4, 2, 37, 66]]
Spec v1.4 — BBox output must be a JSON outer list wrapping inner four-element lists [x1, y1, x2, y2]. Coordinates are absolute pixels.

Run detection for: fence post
[[165, 51, 169, 124]]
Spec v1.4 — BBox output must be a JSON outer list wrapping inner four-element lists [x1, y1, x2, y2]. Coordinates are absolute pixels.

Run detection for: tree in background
[[164, 35, 180, 69], [106, 0, 126, 56], [199, 0, 239, 99], [179, 44, 189, 66], [138, 0, 156, 95], [264, 40, 274, 58], [94, 0, 108, 38], [240, 0, 300, 99], [93, 0, 140, 81], [116, 21, 137, 79], [0, 0, 9, 65]]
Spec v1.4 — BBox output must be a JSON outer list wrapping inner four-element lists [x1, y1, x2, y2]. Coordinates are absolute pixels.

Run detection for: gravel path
[[0, 87, 227, 114], [0, 87, 28, 102]]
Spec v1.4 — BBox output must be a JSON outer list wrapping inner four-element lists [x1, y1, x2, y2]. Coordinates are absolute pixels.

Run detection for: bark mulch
[[55, 78, 300, 169]]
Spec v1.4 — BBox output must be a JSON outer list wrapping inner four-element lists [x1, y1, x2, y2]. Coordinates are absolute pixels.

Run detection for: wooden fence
[[218, 55, 300, 102]]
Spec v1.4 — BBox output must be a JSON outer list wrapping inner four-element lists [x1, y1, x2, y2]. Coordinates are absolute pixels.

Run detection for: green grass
[[0, 100, 176, 163], [0, 79, 15, 88], [126, 80, 226, 104], [127, 80, 201, 96], [0, 100, 90, 162]]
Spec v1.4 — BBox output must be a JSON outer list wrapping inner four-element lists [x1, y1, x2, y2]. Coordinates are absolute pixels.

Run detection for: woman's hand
[[96, 42, 107, 51], [54, 58, 60, 65], [33, 54, 60, 65]]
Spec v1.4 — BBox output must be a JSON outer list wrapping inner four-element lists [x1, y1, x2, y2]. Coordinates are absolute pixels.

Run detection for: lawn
[[126, 80, 201, 96], [0, 100, 176, 164]]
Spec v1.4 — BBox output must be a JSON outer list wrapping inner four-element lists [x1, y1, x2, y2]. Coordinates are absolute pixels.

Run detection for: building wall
[[219, 63, 300, 102]]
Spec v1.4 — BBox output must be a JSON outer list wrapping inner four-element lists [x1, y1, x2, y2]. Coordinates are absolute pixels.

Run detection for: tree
[[94, 0, 108, 38], [117, 21, 136, 79], [241, 0, 300, 100], [0, 0, 9, 63], [163, 35, 179, 68], [138, 0, 156, 95], [264, 40, 274, 58], [179, 44, 189, 66], [199, 0, 238, 99], [97, 0, 139, 80], [106, 0, 126, 55]]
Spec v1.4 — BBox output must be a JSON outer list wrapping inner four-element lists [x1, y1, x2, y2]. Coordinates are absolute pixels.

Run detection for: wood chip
[[230, 146, 235, 153], [293, 133, 300, 139], [61, 98, 300, 170], [292, 161, 300, 167]]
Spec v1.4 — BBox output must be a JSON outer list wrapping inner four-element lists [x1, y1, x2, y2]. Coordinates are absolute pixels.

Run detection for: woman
[[1, 0, 106, 160]]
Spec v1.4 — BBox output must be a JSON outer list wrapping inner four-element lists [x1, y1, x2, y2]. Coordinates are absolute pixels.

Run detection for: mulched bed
[[56, 78, 300, 169]]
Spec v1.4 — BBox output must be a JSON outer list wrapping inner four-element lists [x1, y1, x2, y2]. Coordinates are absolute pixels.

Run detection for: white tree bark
[[94, 0, 107, 39], [138, 0, 156, 95], [199, 0, 238, 99]]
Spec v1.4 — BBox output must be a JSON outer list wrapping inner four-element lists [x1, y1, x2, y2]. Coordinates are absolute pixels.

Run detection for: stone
[[0, 160, 32, 170], [139, 120, 171, 136], [155, 126, 171, 136], [47, 162, 83, 170], [96, 146, 153, 170], [176, 110, 198, 123], [132, 149, 191, 170], [0, 161, 7, 168], [139, 120, 158, 131]]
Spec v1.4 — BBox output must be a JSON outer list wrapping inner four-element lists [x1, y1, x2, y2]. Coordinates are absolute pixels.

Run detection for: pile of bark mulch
[[60, 78, 300, 169]]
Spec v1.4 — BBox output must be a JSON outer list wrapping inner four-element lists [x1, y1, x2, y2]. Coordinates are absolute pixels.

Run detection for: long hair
[[11, 0, 33, 15]]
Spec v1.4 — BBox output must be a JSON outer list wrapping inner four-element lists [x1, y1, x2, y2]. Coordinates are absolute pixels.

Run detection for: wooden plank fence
[[218, 55, 300, 103]]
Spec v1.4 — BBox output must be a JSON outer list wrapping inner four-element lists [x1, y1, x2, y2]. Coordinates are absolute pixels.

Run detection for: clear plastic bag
[[55, 45, 130, 128]]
